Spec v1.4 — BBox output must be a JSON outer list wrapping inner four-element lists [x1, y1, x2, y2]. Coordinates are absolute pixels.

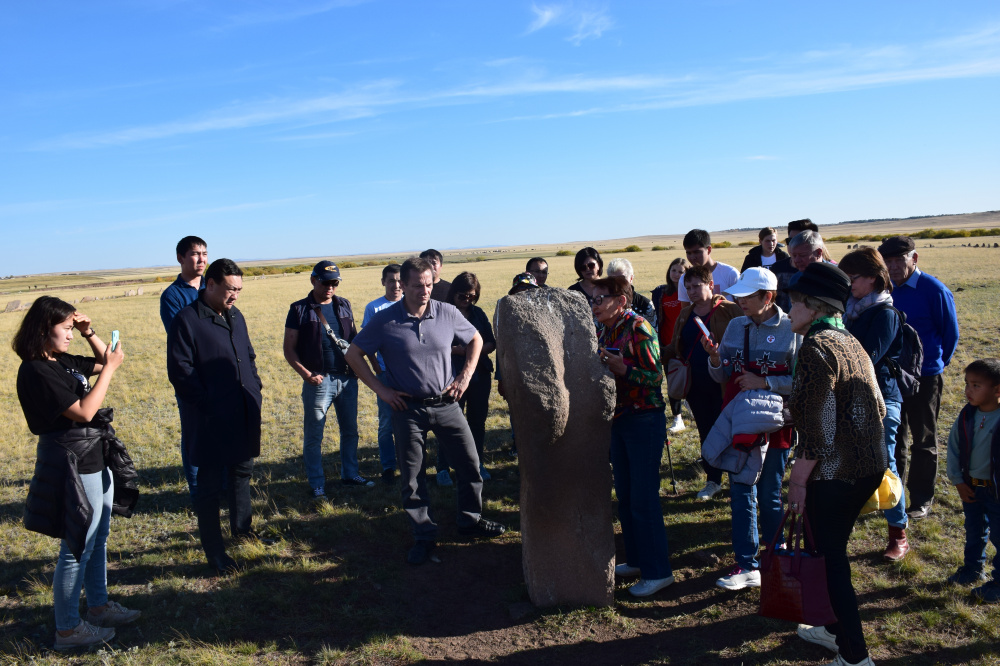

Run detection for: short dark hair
[[419, 249, 443, 264], [401, 257, 433, 284], [759, 227, 777, 241], [11, 296, 77, 361], [683, 264, 714, 285], [176, 236, 207, 259], [683, 229, 711, 250], [526, 257, 547, 271], [966, 359, 1000, 386], [787, 219, 817, 234], [447, 271, 481, 305], [205, 258, 242, 284], [837, 247, 892, 294], [381, 263, 402, 281], [573, 247, 603, 279], [591, 275, 632, 303]]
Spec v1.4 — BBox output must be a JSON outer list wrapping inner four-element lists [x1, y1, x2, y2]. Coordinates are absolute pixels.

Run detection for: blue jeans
[[53, 469, 112, 630], [882, 399, 908, 528], [376, 396, 397, 471], [610, 410, 672, 580], [962, 485, 1000, 579], [302, 373, 360, 489], [730, 446, 790, 570], [176, 394, 198, 502]]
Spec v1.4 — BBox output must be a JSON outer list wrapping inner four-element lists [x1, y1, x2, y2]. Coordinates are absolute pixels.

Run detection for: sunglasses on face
[[583, 262, 599, 270], [456, 292, 477, 302], [320, 280, 340, 288]]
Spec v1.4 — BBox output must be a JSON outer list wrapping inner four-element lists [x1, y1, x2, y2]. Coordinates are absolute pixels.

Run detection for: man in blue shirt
[[160, 236, 207, 332], [160, 235, 208, 502], [361, 263, 403, 484], [284, 261, 371, 499], [345, 257, 505, 565], [879, 235, 960, 520]]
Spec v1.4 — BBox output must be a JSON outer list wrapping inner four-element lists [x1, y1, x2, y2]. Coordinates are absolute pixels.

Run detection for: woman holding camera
[[593, 275, 673, 598], [13, 297, 140, 650]]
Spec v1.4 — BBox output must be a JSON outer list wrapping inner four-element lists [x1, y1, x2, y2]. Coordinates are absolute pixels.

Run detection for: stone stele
[[494, 287, 616, 607]]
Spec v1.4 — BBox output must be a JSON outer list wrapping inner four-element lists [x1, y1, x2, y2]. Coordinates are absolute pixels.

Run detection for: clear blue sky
[[3, 1, 998, 275]]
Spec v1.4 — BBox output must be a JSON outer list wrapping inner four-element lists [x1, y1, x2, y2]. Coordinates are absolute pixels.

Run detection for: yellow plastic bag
[[861, 468, 903, 515]]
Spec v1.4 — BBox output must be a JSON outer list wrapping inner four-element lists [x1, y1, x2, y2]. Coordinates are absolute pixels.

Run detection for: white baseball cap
[[726, 267, 778, 297]]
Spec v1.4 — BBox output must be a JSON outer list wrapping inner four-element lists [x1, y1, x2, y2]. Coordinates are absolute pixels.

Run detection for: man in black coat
[[167, 258, 263, 574]]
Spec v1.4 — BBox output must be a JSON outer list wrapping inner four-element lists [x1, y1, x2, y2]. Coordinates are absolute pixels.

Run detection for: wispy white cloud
[[62, 196, 315, 234], [30, 24, 1000, 150], [213, 0, 369, 30], [526, 3, 613, 45], [269, 130, 357, 142]]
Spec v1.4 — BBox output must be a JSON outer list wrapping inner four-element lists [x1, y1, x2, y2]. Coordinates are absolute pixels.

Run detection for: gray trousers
[[392, 401, 483, 540]]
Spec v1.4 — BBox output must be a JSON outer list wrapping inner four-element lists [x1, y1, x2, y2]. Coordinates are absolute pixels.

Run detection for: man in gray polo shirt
[[345, 256, 506, 564]]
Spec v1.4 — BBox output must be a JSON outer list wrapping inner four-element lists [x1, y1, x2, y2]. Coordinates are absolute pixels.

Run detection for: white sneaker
[[629, 576, 674, 597], [715, 565, 760, 590], [54, 620, 115, 651], [668, 415, 686, 433], [614, 563, 641, 577], [825, 655, 875, 666], [696, 480, 723, 500], [797, 624, 838, 652]]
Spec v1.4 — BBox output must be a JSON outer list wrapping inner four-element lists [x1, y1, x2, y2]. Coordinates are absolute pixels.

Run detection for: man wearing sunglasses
[[284, 260, 371, 499]]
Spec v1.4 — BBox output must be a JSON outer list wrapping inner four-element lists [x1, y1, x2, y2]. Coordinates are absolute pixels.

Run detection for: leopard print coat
[[790, 327, 888, 483]]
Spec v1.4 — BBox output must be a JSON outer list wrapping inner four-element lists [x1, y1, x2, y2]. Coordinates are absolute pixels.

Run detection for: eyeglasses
[[456, 292, 477, 302], [592, 294, 619, 306], [847, 274, 864, 283]]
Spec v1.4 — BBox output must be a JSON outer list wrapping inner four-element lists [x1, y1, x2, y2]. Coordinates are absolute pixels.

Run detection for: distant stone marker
[[81, 296, 95, 302], [137, 287, 143, 295], [4, 300, 19, 313], [494, 288, 616, 608]]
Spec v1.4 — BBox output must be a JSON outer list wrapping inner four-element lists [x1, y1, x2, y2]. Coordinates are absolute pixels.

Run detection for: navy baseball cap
[[312, 260, 341, 280]]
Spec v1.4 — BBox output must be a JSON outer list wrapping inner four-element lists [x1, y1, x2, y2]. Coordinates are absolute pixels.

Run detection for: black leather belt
[[408, 395, 451, 406]]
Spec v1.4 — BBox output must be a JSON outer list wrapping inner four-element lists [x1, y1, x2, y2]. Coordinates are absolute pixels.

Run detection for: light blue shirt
[[362, 296, 402, 371]]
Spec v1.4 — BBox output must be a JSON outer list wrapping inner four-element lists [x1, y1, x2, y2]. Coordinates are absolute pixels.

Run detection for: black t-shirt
[[431, 279, 452, 303], [17, 354, 104, 472]]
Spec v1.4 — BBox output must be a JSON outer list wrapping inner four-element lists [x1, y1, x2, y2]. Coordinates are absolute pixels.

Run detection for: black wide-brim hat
[[784, 262, 851, 313]]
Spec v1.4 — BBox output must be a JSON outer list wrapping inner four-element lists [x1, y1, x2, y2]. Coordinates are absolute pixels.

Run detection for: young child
[[945, 358, 1000, 602]]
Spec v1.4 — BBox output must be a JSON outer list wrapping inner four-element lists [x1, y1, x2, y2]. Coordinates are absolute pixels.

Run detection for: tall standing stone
[[4, 300, 19, 313], [494, 288, 616, 607]]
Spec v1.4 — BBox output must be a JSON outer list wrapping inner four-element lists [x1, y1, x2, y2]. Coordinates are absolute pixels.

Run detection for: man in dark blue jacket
[[159, 235, 208, 503], [879, 235, 960, 519], [283, 261, 370, 498], [168, 258, 263, 574]]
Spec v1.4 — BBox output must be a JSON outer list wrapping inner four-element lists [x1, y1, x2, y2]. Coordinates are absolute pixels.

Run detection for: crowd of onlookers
[[11, 223, 998, 666]]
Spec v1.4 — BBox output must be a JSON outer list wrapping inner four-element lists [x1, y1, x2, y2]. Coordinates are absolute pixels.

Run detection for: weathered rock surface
[[494, 287, 616, 608]]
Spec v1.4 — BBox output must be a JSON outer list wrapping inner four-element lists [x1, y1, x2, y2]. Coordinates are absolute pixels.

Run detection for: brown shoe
[[884, 525, 909, 561]]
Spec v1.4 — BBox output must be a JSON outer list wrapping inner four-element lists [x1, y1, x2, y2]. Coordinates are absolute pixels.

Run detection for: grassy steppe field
[[1, 239, 999, 665]]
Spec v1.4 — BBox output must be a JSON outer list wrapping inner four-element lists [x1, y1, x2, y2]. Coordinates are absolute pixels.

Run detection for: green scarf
[[793, 315, 845, 376]]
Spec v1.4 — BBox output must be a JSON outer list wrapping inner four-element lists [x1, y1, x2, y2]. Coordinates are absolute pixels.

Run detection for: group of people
[[583, 223, 981, 666], [11, 224, 994, 666]]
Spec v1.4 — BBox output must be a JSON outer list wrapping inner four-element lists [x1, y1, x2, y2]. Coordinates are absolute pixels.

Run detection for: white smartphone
[[693, 316, 712, 341], [110, 330, 120, 352]]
